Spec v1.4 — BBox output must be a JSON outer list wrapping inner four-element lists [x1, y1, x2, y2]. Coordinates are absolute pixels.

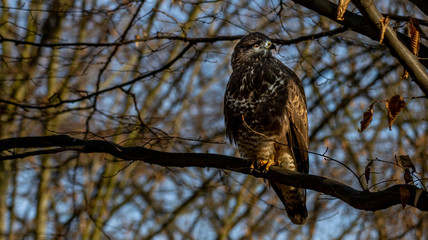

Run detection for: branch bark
[[351, 0, 428, 95], [292, 0, 428, 96], [0, 135, 427, 212]]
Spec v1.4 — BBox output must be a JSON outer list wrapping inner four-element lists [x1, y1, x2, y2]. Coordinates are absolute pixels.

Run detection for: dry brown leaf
[[337, 0, 351, 21], [358, 102, 375, 132], [409, 18, 428, 39], [398, 155, 416, 173], [409, 18, 420, 56], [386, 95, 406, 130], [404, 168, 413, 184], [364, 160, 373, 184], [399, 185, 411, 208], [379, 16, 390, 44], [401, 69, 409, 79]]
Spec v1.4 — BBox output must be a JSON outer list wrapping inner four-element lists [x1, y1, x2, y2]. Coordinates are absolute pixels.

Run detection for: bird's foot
[[256, 158, 277, 173]]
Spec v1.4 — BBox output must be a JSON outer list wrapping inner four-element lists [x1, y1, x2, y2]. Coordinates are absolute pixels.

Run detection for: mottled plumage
[[224, 32, 309, 224]]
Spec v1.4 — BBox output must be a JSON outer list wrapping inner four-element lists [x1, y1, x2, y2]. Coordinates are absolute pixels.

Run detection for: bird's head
[[231, 32, 276, 68]]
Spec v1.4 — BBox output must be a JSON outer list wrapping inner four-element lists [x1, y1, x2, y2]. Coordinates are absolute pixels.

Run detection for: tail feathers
[[270, 181, 307, 225]]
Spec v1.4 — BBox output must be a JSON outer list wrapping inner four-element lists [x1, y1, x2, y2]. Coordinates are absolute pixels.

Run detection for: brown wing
[[270, 59, 309, 224], [286, 70, 309, 173], [275, 59, 309, 173]]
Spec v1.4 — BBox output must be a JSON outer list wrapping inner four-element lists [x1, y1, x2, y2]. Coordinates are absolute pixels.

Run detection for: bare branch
[[1, 135, 427, 212], [351, 0, 428, 95], [292, 0, 428, 96], [0, 28, 347, 48], [0, 43, 194, 110]]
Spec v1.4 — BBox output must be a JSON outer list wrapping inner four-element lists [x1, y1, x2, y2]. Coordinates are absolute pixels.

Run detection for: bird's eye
[[252, 43, 260, 48]]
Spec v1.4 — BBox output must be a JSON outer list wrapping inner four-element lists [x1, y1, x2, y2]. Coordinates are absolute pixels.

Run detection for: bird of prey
[[224, 32, 309, 224]]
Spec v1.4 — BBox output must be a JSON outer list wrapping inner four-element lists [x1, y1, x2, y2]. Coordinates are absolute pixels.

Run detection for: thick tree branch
[[292, 0, 428, 96], [352, 0, 428, 95], [0, 135, 427, 212]]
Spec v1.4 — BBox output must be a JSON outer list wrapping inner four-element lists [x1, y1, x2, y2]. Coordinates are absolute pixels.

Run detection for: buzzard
[[224, 32, 309, 224]]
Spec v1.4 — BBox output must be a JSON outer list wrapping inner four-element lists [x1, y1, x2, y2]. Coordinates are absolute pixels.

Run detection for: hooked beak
[[264, 40, 276, 51]]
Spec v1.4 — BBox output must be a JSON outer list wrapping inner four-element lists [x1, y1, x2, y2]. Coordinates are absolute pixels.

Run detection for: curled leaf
[[358, 102, 375, 132], [399, 186, 410, 208], [409, 18, 420, 56], [386, 95, 405, 130], [337, 0, 350, 21], [364, 160, 373, 184], [379, 16, 390, 44], [398, 155, 416, 173]]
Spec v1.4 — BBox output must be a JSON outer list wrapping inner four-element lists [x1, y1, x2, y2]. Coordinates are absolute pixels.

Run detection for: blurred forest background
[[0, 0, 427, 239]]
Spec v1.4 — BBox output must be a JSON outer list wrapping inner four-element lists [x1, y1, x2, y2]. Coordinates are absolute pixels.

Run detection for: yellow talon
[[257, 157, 276, 173]]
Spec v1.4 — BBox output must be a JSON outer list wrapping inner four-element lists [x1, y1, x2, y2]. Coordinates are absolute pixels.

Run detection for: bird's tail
[[270, 181, 307, 225]]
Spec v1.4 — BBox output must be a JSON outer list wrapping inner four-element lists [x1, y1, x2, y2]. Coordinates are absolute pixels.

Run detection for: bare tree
[[0, 0, 427, 239]]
